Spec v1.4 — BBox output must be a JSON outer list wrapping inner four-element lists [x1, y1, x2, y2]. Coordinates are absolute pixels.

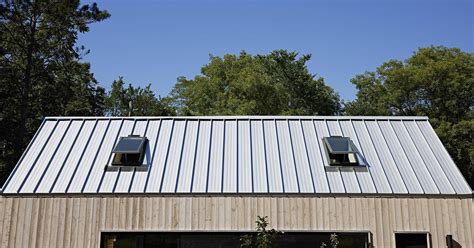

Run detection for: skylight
[[323, 136, 361, 166], [111, 135, 147, 166]]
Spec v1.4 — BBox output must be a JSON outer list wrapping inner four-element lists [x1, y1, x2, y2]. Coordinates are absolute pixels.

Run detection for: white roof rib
[[2, 116, 472, 195]]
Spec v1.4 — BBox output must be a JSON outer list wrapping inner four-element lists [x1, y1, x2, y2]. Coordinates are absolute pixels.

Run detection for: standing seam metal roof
[[2, 116, 472, 195]]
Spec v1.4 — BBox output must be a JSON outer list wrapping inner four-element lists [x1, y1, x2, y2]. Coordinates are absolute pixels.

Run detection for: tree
[[104, 77, 175, 117], [344, 46, 474, 186], [434, 119, 474, 186], [240, 216, 282, 248], [0, 1, 109, 183], [170, 50, 341, 116]]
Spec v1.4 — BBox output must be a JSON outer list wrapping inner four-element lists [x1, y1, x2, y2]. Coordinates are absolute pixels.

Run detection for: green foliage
[[240, 216, 282, 248], [344, 46, 474, 187], [434, 119, 474, 186], [170, 50, 341, 116], [0, 0, 109, 183], [104, 77, 175, 117], [320, 233, 339, 248], [330, 233, 339, 248], [345, 46, 473, 121]]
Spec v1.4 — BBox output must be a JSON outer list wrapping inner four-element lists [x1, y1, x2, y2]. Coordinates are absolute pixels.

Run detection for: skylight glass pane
[[324, 137, 355, 153], [112, 136, 145, 153]]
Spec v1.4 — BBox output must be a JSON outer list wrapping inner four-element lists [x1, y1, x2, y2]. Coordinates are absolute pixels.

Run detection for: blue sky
[[78, 0, 473, 101]]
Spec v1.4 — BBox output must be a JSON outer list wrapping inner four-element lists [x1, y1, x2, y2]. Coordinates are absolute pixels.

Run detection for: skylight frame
[[322, 136, 363, 166], [110, 135, 148, 167]]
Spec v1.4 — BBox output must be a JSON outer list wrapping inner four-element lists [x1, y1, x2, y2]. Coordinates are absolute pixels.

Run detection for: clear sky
[[78, 0, 473, 101]]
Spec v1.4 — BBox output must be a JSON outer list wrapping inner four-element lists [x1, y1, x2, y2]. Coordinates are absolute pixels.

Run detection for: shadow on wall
[[452, 239, 462, 248], [446, 234, 462, 248]]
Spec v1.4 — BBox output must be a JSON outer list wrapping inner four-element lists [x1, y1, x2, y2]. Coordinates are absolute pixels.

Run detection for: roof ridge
[[43, 116, 430, 121]]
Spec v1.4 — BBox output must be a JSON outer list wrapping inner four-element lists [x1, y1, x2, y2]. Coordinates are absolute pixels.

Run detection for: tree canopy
[[170, 50, 341, 116], [344, 46, 474, 186], [104, 77, 175, 117], [0, 0, 109, 182]]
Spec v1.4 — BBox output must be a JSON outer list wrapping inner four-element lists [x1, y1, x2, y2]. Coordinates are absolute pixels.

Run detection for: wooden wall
[[0, 196, 472, 248]]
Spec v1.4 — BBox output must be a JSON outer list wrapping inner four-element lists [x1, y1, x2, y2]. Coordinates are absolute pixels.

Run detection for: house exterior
[[0, 116, 472, 247]]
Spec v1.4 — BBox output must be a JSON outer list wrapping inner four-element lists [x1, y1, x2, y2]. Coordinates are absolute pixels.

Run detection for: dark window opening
[[111, 135, 147, 167], [101, 232, 370, 248], [323, 136, 362, 166], [395, 233, 428, 248]]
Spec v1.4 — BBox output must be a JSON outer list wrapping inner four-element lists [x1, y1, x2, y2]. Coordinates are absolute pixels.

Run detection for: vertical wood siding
[[0, 196, 472, 248]]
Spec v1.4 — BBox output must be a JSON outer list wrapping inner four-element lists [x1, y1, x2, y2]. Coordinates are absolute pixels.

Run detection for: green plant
[[320, 233, 339, 248], [240, 216, 283, 248], [330, 233, 339, 248]]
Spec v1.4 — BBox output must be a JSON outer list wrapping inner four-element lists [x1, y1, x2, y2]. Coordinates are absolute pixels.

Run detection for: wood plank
[[1, 198, 13, 247], [75, 198, 87, 248], [8, 197, 19, 248], [14, 197, 27, 248], [62, 198, 73, 248], [0, 198, 4, 245], [89, 198, 99, 248], [453, 199, 464, 245], [461, 199, 473, 247], [36, 198, 48, 248], [49, 198, 61, 248], [381, 198, 391, 246], [427, 198, 438, 248], [26, 198, 38, 248], [375, 198, 384, 247]]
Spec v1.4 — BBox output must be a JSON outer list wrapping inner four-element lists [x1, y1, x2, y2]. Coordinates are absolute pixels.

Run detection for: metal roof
[[2, 116, 471, 195]]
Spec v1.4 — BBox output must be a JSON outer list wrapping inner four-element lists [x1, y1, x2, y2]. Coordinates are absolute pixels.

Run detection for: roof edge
[[43, 116, 430, 121], [0, 192, 471, 199]]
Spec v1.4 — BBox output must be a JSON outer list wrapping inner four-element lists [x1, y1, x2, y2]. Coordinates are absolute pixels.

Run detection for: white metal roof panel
[[207, 120, 224, 193], [82, 120, 123, 193], [338, 120, 377, 193], [67, 120, 109, 193], [390, 121, 440, 194], [223, 120, 237, 193], [35, 120, 83, 193], [190, 120, 211, 193], [51, 120, 97, 193], [288, 120, 315, 193], [276, 120, 299, 193], [20, 120, 70, 193], [416, 121, 472, 194], [315, 120, 345, 193], [300, 120, 330, 193], [327, 120, 361, 193], [2, 116, 471, 196], [263, 120, 285, 193], [113, 120, 149, 193], [365, 121, 408, 194], [238, 120, 253, 193], [97, 120, 135, 193], [377, 121, 424, 194], [404, 121, 455, 194], [176, 120, 199, 193], [129, 120, 161, 193], [250, 120, 268, 193], [352, 121, 393, 193]]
